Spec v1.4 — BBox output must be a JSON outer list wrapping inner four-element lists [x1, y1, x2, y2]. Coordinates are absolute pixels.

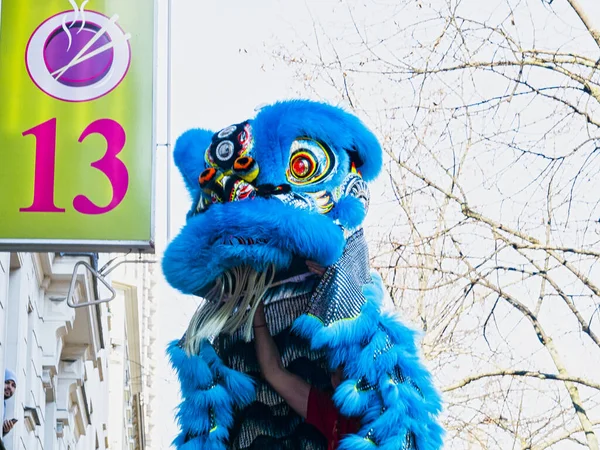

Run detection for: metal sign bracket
[[66, 256, 156, 308]]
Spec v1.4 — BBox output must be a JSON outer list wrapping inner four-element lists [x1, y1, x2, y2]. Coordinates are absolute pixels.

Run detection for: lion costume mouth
[[163, 196, 347, 298], [217, 236, 268, 246], [183, 264, 276, 353], [182, 228, 370, 354]]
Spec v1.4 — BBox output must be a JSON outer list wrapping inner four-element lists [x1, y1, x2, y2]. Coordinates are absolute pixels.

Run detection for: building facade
[[0, 252, 156, 450], [106, 259, 158, 450]]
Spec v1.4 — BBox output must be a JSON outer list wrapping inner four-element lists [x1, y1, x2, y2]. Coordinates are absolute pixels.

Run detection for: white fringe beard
[[184, 264, 275, 355]]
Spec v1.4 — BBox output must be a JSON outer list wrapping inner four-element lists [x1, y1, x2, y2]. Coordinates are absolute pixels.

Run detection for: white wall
[[107, 259, 158, 450], [0, 253, 111, 450]]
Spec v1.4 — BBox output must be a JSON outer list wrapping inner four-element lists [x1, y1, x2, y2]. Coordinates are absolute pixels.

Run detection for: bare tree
[[274, 0, 600, 448]]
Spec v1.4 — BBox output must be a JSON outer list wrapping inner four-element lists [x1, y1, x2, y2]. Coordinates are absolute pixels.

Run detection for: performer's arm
[[253, 301, 311, 418]]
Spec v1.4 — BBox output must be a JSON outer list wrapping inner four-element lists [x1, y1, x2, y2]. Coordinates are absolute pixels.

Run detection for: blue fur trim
[[351, 330, 395, 383], [180, 384, 232, 411], [215, 365, 256, 407], [379, 435, 414, 450], [175, 402, 211, 433], [294, 271, 444, 449], [198, 341, 220, 365], [176, 397, 233, 441], [167, 340, 214, 394], [376, 315, 443, 415], [251, 100, 382, 184], [294, 300, 380, 351], [176, 401, 233, 438], [378, 375, 415, 410], [174, 434, 227, 450], [360, 402, 388, 426], [168, 339, 258, 449], [201, 341, 256, 407], [367, 405, 414, 441], [291, 274, 384, 362], [331, 196, 367, 231], [291, 313, 322, 342], [163, 198, 345, 295], [338, 434, 378, 450], [356, 404, 434, 449], [292, 311, 365, 368], [332, 379, 378, 416], [378, 311, 420, 354], [417, 421, 446, 450], [363, 271, 385, 306], [173, 128, 215, 197], [326, 343, 363, 372]]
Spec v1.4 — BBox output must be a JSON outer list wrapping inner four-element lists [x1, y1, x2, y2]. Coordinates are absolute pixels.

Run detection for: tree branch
[[565, 0, 600, 50], [443, 369, 600, 392]]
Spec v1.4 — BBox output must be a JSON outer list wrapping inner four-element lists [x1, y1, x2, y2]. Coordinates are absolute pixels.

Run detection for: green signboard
[[0, 0, 155, 252]]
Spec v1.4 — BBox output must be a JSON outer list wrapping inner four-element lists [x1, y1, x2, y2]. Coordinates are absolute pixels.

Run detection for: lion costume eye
[[286, 138, 335, 185]]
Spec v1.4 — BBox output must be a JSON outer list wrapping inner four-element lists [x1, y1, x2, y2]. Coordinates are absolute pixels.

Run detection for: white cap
[[4, 369, 17, 385]]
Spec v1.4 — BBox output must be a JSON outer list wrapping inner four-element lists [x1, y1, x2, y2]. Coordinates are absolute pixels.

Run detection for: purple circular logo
[[43, 22, 114, 88], [26, 10, 131, 102]]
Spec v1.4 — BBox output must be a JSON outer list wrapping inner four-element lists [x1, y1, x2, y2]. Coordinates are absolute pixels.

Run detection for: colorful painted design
[[206, 121, 255, 171], [286, 138, 335, 186]]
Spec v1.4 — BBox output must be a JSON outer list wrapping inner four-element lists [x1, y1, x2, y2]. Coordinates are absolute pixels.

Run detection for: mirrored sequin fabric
[[307, 229, 372, 325]]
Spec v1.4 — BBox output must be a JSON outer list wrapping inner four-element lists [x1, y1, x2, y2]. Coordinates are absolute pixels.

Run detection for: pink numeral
[[20, 118, 129, 215], [20, 118, 66, 212], [73, 119, 129, 215]]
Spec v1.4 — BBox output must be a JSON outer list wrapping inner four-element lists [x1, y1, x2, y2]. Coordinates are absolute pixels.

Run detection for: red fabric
[[306, 387, 360, 450]]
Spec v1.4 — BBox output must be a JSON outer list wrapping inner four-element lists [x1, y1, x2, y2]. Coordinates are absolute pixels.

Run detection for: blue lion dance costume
[[163, 100, 444, 449]]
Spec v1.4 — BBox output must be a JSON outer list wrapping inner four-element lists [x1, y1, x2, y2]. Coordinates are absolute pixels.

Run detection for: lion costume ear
[[336, 110, 383, 183], [173, 128, 215, 197], [251, 100, 383, 183]]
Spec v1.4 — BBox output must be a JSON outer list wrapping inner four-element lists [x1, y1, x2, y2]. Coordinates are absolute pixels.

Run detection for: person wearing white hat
[[2, 369, 17, 438]]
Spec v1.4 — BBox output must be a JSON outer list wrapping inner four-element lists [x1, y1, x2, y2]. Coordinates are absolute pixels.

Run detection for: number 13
[[20, 118, 129, 215]]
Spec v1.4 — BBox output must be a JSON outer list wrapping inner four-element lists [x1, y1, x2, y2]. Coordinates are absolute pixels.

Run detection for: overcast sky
[[152, 0, 600, 446]]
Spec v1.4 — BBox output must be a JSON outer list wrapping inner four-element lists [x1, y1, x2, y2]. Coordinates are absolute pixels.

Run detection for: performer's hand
[[253, 301, 267, 327], [306, 260, 327, 276], [252, 299, 311, 419], [3, 419, 16, 435]]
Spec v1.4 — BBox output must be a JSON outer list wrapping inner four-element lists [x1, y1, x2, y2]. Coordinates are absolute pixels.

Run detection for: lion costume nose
[[233, 156, 259, 183], [198, 164, 257, 204], [194, 155, 289, 212], [199, 167, 218, 188]]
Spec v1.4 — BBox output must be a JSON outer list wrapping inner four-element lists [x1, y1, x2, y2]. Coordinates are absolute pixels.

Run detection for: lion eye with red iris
[[291, 154, 315, 179], [286, 138, 335, 186]]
